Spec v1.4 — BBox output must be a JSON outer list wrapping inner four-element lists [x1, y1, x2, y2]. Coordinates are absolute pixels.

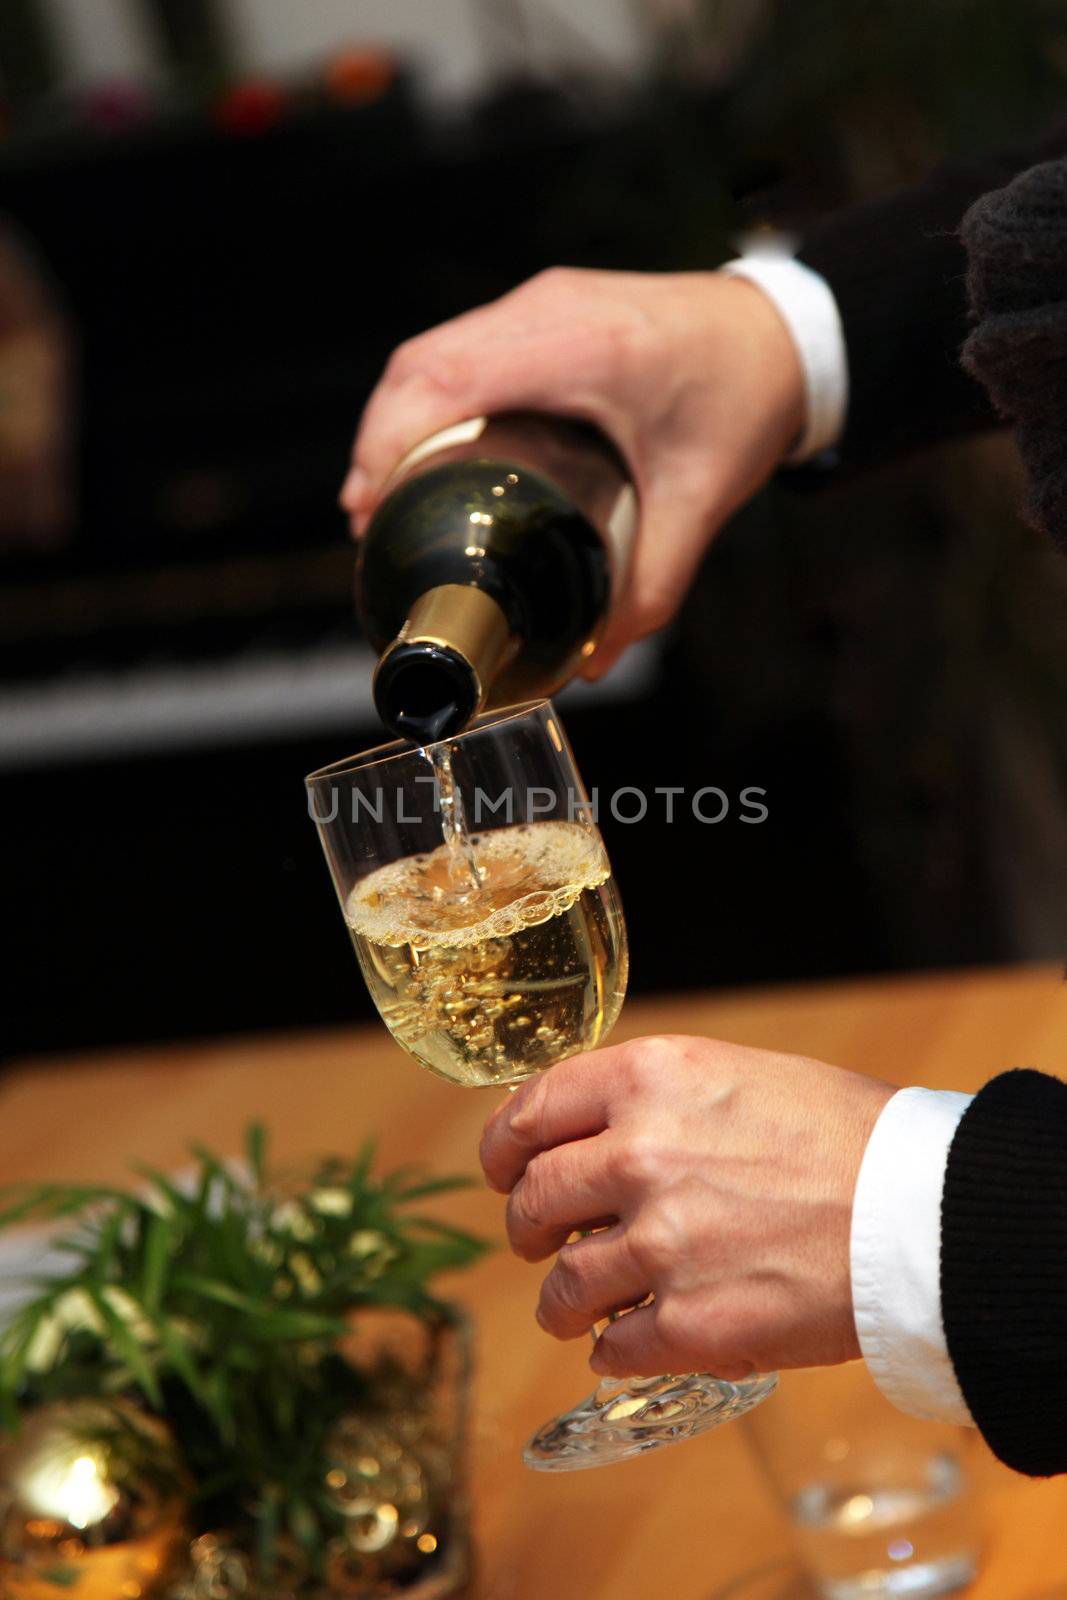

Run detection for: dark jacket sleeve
[[941, 1068, 1067, 1477], [795, 121, 1067, 471]]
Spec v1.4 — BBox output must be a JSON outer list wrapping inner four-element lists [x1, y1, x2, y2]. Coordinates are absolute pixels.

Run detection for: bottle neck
[[372, 584, 515, 744]]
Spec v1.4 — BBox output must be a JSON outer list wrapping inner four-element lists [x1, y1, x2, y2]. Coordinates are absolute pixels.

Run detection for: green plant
[[0, 1127, 488, 1582]]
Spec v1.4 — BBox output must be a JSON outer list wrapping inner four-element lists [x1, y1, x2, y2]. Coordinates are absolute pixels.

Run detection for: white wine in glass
[[307, 702, 776, 1469], [347, 819, 626, 1087]]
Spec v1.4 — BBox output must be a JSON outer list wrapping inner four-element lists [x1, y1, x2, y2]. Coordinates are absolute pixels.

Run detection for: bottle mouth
[[373, 641, 482, 745]]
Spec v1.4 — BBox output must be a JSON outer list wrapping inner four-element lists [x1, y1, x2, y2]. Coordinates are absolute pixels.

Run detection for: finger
[[583, 485, 722, 679], [341, 373, 474, 532], [587, 1302, 676, 1379], [589, 1300, 757, 1382], [343, 285, 637, 529], [536, 1228, 650, 1340], [578, 634, 635, 686], [343, 298, 536, 509], [506, 1133, 622, 1261], [338, 464, 369, 520], [479, 1045, 634, 1194]]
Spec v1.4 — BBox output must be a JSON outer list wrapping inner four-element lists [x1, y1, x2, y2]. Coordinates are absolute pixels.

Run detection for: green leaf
[[188, 1146, 241, 1227], [254, 1490, 281, 1580], [350, 1139, 377, 1190], [190, 1145, 241, 1199], [0, 1122, 490, 1575], [132, 1163, 193, 1221], [406, 1215, 493, 1251], [84, 1285, 162, 1409], [389, 1173, 478, 1201], [87, 1203, 128, 1286], [140, 1213, 173, 1314], [286, 1495, 321, 1570], [172, 1275, 346, 1341], [0, 1184, 128, 1232], [148, 1314, 206, 1406], [246, 1123, 268, 1185], [0, 1387, 19, 1431], [0, 1297, 53, 1408]]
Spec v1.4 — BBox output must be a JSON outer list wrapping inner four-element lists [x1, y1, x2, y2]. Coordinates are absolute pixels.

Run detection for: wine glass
[[306, 701, 777, 1469]]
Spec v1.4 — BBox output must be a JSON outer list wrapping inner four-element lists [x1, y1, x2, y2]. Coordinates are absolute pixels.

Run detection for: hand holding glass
[[306, 702, 776, 1468]]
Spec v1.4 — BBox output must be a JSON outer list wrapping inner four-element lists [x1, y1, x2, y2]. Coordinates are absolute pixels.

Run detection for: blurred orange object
[[215, 80, 286, 137], [324, 49, 396, 106], [0, 223, 75, 551]]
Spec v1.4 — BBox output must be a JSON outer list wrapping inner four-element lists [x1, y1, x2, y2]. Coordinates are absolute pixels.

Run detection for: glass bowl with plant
[[0, 1126, 488, 1599]]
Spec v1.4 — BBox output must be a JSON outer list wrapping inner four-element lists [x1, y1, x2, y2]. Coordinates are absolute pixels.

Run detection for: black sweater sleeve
[[960, 154, 1067, 554], [941, 1068, 1067, 1477], [795, 121, 1067, 469]]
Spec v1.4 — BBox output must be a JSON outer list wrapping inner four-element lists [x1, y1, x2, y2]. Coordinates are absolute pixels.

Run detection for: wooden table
[[5, 963, 1066, 1599]]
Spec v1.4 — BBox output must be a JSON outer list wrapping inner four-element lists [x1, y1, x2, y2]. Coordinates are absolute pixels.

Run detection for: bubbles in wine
[[346, 821, 627, 1087]]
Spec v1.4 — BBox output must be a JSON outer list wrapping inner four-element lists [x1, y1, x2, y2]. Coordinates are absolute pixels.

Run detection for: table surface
[[5, 962, 1067, 1600]]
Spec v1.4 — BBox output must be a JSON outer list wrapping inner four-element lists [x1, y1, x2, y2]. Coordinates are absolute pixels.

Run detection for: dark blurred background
[[2, 0, 1065, 1058]]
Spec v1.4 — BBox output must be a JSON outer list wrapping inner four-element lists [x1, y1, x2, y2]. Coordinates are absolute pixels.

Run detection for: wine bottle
[[357, 412, 636, 745]]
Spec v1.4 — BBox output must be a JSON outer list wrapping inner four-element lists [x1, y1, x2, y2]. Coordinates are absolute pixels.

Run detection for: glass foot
[[523, 1368, 778, 1471]]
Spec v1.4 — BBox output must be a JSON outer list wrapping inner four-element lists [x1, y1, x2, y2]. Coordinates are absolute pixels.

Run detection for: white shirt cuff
[[721, 253, 848, 463], [850, 1086, 975, 1426]]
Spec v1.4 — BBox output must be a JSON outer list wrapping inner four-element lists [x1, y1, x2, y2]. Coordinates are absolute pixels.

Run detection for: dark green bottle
[[357, 413, 636, 745]]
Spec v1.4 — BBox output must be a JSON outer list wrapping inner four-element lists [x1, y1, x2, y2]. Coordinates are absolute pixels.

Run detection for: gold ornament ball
[[324, 1416, 448, 1592], [169, 1533, 251, 1600], [0, 1398, 187, 1600]]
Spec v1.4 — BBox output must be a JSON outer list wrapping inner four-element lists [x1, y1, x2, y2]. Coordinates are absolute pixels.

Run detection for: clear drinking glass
[[306, 701, 777, 1469], [745, 1364, 981, 1600]]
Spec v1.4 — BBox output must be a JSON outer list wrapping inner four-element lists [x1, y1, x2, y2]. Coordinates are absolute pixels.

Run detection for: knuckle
[[618, 1035, 675, 1094], [670, 456, 722, 508], [630, 1193, 688, 1273], [631, 591, 675, 638], [383, 338, 421, 381], [625, 1218, 658, 1275], [613, 1039, 646, 1095], [526, 264, 580, 294], [598, 308, 649, 380], [608, 1132, 663, 1191], [636, 1033, 678, 1073], [384, 337, 465, 397], [420, 351, 471, 397]]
